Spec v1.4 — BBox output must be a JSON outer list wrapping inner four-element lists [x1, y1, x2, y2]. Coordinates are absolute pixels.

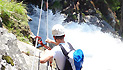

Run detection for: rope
[[46, 1, 53, 70], [46, 0, 49, 46], [31, 0, 44, 70], [38, 52, 41, 70], [46, 0, 50, 70]]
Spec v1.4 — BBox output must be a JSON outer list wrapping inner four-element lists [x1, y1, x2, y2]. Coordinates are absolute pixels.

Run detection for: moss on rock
[[2, 55, 14, 66]]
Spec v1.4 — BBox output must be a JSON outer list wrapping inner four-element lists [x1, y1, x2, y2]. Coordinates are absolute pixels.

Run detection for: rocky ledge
[[0, 27, 48, 70]]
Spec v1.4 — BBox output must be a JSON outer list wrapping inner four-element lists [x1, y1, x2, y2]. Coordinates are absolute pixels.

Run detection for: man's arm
[[45, 38, 57, 45], [40, 54, 53, 63], [40, 49, 54, 63]]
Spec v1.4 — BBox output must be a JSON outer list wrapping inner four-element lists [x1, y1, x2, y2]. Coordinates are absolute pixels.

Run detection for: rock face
[[0, 28, 48, 70], [0, 28, 29, 70]]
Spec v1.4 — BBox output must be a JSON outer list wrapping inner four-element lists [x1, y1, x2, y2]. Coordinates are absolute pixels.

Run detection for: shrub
[[0, 0, 31, 44]]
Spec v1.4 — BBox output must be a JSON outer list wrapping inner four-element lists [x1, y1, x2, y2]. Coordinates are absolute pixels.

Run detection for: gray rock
[[100, 20, 115, 33], [0, 28, 29, 70], [0, 28, 49, 70]]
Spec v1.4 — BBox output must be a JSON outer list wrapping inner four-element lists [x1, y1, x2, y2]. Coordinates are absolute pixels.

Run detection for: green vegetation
[[82, 13, 85, 17], [72, 15, 77, 20], [0, 0, 28, 24], [0, 0, 31, 44], [49, 1, 62, 13], [50, 1, 62, 10], [106, 0, 120, 12], [26, 51, 30, 56], [17, 36, 30, 44], [2, 55, 14, 66]]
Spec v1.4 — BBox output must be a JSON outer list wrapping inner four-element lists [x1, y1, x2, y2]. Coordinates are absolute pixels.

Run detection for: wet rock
[[83, 15, 116, 34]]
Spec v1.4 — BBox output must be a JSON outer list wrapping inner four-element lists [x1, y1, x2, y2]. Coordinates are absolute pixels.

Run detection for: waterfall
[[28, 5, 123, 70], [65, 23, 123, 70], [28, 5, 65, 43]]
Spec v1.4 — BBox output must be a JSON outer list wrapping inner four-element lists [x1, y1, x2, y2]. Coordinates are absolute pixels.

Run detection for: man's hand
[[45, 38, 54, 43], [40, 53, 53, 63], [45, 38, 57, 45]]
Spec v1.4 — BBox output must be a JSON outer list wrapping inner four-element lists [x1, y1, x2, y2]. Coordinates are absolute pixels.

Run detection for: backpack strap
[[54, 59, 60, 70], [55, 44, 69, 70], [59, 43, 74, 70], [59, 44, 69, 59], [67, 42, 75, 50], [59, 42, 74, 59]]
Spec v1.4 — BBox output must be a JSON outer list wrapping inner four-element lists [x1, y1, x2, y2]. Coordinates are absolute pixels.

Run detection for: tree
[[119, 0, 123, 36], [92, 0, 117, 28]]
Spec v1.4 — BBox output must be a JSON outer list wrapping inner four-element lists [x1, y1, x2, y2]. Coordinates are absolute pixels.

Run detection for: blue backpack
[[59, 42, 84, 70]]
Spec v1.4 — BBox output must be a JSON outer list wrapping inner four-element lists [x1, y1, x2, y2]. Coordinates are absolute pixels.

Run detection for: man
[[40, 24, 73, 70]]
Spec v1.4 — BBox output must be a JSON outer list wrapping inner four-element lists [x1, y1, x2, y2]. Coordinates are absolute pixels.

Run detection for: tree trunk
[[120, 0, 123, 36]]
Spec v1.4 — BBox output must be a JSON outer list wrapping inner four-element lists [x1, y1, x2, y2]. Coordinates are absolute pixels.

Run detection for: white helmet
[[52, 24, 65, 36]]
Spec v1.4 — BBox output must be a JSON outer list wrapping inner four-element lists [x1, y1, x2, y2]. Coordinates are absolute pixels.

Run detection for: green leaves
[[106, 0, 120, 11], [0, 0, 30, 44]]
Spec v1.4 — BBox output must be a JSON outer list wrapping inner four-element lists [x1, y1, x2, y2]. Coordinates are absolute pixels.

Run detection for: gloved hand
[[35, 36, 51, 50], [35, 36, 44, 46]]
